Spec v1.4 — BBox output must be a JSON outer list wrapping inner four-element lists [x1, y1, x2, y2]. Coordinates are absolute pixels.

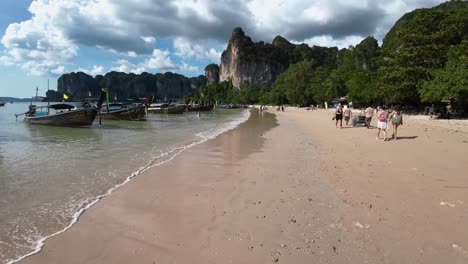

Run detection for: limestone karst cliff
[[205, 64, 220, 85], [55, 71, 206, 101], [217, 27, 339, 89]]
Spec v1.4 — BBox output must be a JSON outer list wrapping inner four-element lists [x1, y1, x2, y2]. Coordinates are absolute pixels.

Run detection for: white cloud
[[127, 51, 138, 57], [146, 49, 176, 70], [51, 66, 65, 75], [0, 0, 448, 77], [141, 36, 156, 44], [302, 35, 366, 49], [111, 59, 146, 73], [77, 65, 105, 76], [180, 62, 198, 72], [173, 37, 222, 62], [205, 48, 222, 62], [174, 37, 205, 59], [110, 49, 178, 73]]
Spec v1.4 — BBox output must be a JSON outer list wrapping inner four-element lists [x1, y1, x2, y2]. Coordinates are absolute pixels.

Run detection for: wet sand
[[19, 108, 468, 264]]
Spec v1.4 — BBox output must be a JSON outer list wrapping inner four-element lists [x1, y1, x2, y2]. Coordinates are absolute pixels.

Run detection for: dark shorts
[[344, 116, 350, 122], [336, 114, 343, 120], [365, 117, 372, 123]]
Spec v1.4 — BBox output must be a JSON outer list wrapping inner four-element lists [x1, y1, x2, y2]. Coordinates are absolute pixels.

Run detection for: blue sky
[[0, 0, 445, 98]]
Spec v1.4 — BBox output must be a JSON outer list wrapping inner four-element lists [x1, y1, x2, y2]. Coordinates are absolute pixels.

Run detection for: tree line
[[188, 2, 467, 114]]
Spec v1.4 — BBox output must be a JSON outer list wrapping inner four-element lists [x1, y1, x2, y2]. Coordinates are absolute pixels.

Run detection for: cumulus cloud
[[0, 0, 447, 77], [301, 35, 367, 49], [77, 65, 105, 76], [173, 37, 223, 62], [110, 49, 196, 74], [205, 48, 222, 62], [180, 62, 199, 72]]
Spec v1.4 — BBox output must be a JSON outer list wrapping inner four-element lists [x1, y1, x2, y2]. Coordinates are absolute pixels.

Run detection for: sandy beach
[[19, 108, 468, 264]]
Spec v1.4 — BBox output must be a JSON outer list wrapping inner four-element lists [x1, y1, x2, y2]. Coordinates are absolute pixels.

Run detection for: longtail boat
[[187, 104, 214, 112], [99, 94, 153, 120], [99, 103, 146, 120], [16, 91, 106, 127], [147, 103, 186, 114]]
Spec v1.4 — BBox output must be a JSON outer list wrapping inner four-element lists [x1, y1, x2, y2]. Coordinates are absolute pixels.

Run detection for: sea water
[[0, 102, 250, 264]]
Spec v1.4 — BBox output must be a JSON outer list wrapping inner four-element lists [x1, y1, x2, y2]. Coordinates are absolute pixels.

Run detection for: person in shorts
[[343, 105, 352, 126], [335, 105, 343, 128], [389, 107, 403, 140], [365, 106, 374, 128]]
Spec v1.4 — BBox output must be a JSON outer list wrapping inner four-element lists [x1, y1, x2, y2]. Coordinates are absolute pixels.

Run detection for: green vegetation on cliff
[[197, 0, 467, 114]]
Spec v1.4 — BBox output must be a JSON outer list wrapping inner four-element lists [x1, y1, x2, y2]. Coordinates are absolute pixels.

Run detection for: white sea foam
[[7, 109, 251, 264], [196, 109, 251, 141]]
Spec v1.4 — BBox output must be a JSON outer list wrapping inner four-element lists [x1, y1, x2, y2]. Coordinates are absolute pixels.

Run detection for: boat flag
[[63, 93, 69, 100]]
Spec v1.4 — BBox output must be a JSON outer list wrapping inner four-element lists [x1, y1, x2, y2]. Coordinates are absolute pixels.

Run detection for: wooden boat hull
[[100, 105, 146, 120], [25, 108, 98, 127], [188, 104, 214, 112], [147, 104, 186, 114]]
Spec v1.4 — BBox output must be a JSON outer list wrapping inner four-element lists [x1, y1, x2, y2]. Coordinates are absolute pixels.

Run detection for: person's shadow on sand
[[395, 136, 418, 140]]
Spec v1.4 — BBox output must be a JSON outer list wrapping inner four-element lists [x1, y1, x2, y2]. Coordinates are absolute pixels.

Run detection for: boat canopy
[[49, 103, 76, 110]]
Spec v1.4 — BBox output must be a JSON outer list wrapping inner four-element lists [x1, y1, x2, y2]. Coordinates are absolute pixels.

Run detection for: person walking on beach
[[376, 106, 389, 140], [343, 105, 352, 126], [446, 104, 452, 119], [365, 106, 374, 128], [335, 104, 343, 128], [429, 104, 435, 119], [389, 107, 403, 140]]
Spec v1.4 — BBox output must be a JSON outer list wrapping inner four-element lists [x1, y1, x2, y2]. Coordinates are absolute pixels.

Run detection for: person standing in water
[[389, 107, 403, 140]]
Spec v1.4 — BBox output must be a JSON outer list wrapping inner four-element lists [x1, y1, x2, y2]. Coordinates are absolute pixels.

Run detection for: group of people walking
[[334, 104, 403, 141]]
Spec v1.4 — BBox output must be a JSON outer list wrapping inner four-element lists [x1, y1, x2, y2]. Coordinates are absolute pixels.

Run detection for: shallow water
[[0, 102, 249, 264]]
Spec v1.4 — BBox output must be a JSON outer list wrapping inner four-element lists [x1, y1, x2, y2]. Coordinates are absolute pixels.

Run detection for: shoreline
[[17, 108, 468, 264], [8, 109, 251, 264]]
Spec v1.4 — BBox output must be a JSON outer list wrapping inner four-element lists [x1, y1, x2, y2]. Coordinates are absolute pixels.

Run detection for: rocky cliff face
[[205, 64, 220, 85], [219, 28, 286, 88], [56, 72, 206, 101], [218, 27, 339, 89]]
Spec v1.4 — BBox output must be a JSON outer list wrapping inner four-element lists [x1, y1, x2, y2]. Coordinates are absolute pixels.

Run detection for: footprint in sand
[[440, 202, 456, 208], [452, 244, 468, 258]]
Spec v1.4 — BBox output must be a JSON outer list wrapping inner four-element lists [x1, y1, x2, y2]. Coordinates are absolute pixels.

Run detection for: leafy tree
[[378, 1, 468, 105], [346, 71, 379, 106], [272, 60, 314, 106], [420, 41, 468, 113]]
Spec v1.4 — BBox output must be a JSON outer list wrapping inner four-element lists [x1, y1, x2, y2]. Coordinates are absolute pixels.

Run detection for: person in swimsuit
[[389, 107, 403, 140], [376, 106, 389, 140], [335, 105, 343, 128]]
